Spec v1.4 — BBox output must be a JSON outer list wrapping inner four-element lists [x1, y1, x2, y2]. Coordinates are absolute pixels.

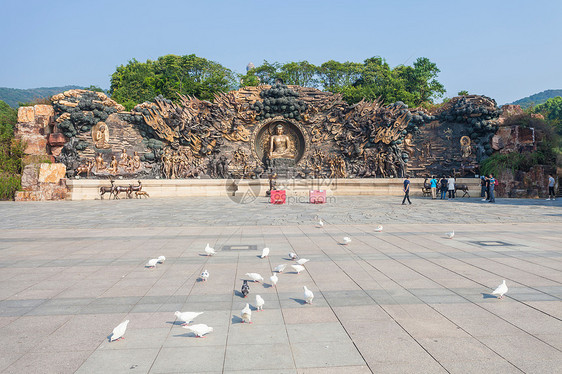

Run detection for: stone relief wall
[[17, 87, 511, 183]]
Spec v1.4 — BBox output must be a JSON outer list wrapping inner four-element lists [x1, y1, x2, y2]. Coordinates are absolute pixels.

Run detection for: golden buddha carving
[[269, 124, 294, 159], [92, 121, 110, 149]]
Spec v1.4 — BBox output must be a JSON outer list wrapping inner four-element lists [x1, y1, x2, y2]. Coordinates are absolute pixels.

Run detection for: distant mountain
[[510, 89, 562, 108], [0, 85, 83, 108]]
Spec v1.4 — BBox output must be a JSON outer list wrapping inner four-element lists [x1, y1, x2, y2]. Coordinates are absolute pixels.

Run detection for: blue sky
[[1, 0, 560, 104]]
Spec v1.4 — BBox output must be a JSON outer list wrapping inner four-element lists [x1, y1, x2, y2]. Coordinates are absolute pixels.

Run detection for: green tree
[[534, 96, 562, 122], [278, 61, 319, 87], [85, 85, 105, 93], [0, 100, 24, 200], [318, 60, 362, 90], [240, 61, 281, 86], [110, 54, 237, 107], [0, 100, 17, 126], [457, 90, 469, 96]]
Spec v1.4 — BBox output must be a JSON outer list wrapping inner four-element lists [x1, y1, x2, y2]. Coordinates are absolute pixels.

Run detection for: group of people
[[402, 173, 558, 205], [402, 175, 458, 205], [429, 175, 458, 200], [480, 174, 498, 203]]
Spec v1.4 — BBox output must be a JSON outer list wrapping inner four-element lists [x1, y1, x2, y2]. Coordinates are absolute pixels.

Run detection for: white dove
[[261, 247, 270, 258], [291, 264, 305, 274], [110, 320, 129, 341], [492, 280, 508, 299], [303, 286, 314, 304], [270, 273, 278, 287], [241, 303, 252, 323], [204, 243, 216, 256], [317, 219, 324, 228], [200, 269, 209, 281], [445, 231, 455, 239], [255, 295, 265, 311], [273, 264, 286, 273], [342, 237, 351, 245], [374, 225, 383, 232], [246, 273, 264, 283], [157, 256, 166, 264], [296, 258, 310, 265], [289, 252, 298, 260], [183, 323, 213, 338], [145, 258, 158, 268], [174, 311, 203, 326]]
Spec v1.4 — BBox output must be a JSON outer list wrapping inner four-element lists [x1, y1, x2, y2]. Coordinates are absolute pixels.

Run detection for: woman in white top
[[447, 176, 455, 199]]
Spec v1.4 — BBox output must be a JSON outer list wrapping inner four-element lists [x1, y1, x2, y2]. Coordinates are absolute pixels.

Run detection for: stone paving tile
[[224, 343, 294, 371], [75, 347, 160, 374], [291, 341, 366, 368], [3, 349, 93, 374], [0, 197, 561, 373]]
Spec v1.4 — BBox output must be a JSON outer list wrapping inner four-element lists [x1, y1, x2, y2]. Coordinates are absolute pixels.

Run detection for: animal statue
[[75, 160, 93, 178], [112, 184, 130, 200], [455, 184, 470, 198], [99, 180, 115, 199], [128, 180, 142, 198]]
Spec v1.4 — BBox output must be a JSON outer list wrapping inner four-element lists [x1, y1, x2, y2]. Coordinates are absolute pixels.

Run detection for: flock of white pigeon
[[109, 220, 509, 342]]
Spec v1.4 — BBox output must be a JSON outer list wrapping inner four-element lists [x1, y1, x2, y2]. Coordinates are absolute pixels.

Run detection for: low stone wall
[[66, 178, 481, 200]]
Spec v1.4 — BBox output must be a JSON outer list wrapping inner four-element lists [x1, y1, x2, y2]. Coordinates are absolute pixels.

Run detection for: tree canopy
[[110, 54, 445, 109], [110, 54, 238, 110], [240, 56, 445, 107]]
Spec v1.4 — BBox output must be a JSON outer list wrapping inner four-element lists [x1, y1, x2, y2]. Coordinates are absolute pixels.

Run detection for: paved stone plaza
[[0, 196, 561, 373]]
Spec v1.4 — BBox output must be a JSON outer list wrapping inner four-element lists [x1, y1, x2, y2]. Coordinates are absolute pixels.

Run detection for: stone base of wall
[[16, 163, 68, 201], [66, 178, 481, 201]]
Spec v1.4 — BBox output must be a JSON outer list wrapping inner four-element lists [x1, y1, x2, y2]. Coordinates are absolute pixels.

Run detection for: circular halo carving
[[251, 117, 308, 166]]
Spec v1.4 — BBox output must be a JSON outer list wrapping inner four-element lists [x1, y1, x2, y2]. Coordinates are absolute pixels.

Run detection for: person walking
[[547, 174, 556, 200], [440, 176, 448, 199], [489, 174, 496, 203], [402, 175, 411, 205], [430, 175, 438, 199], [447, 175, 456, 199]]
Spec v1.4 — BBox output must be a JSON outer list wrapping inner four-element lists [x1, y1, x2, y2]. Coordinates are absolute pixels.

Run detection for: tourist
[[430, 175, 438, 199], [480, 175, 487, 199], [547, 174, 556, 200], [489, 174, 496, 203], [440, 176, 448, 199], [482, 176, 490, 201], [447, 175, 456, 199], [402, 175, 411, 205]]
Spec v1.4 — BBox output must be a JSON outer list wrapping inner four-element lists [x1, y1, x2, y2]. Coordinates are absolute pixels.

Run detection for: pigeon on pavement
[[492, 280, 508, 299], [303, 286, 314, 304], [110, 320, 129, 341], [183, 323, 213, 337], [174, 311, 203, 326]]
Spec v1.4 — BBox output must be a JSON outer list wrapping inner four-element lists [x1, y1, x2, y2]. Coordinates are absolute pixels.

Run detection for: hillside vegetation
[[0, 86, 82, 107], [511, 89, 562, 108]]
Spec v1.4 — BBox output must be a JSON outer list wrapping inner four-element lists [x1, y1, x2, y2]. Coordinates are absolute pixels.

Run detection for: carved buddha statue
[[269, 124, 294, 159]]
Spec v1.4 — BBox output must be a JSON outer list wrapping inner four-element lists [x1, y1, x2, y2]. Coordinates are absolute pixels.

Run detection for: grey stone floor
[[0, 196, 561, 373]]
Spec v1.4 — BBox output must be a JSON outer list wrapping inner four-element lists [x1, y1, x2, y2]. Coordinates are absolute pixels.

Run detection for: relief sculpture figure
[[92, 122, 111, 149], [269, 124, 294, 159]]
